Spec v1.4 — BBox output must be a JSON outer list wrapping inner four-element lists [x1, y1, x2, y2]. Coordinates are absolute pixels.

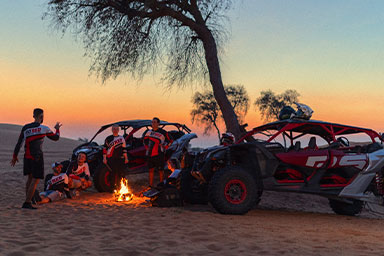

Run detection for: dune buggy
[[182, 118, 384, 215], [69, 120, 193, 192]]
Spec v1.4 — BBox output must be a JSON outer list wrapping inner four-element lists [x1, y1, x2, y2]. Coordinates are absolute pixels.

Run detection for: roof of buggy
[[252, 119, 378, 138], [90, 119, 190, 142]]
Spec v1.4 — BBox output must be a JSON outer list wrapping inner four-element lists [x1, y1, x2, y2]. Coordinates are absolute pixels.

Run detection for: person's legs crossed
[[39, 191, 52, 204]]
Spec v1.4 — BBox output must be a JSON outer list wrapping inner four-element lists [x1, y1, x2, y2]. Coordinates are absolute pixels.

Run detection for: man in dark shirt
[[143, 117, 172, 187], [103, 124, 129, 191], [39, 162, 71, 204], [10, 108, 61, 209]]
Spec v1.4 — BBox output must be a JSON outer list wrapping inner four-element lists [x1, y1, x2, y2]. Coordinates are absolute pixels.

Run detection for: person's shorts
[[107, 158, 125, 175], [147, 154, 165, 170], [39, 190, 65, 202], [24, 157, 44, 179]]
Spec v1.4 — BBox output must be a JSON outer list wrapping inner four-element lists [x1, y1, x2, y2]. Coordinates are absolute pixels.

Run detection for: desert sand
[[1, 123, 384, 256]]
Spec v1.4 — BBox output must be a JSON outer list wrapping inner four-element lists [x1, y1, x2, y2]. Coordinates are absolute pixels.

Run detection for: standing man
[[103, 124, 129, 191], [10, 108, 61, 209], [143, 117, 172, 188]]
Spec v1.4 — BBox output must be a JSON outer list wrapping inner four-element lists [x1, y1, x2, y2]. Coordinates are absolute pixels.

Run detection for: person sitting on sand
[[38, 162, 72, 204], [144, 158, 181, 196], [166, 158, 181, 182], [143, 158, 183, 207], [66, 152, 92, 190]]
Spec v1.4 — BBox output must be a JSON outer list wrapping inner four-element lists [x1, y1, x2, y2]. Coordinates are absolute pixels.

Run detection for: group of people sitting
[[33, 152, 92, 204]]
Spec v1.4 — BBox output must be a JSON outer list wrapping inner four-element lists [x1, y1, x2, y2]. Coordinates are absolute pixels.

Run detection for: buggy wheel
[[208, 166, 261, 215], [180, 168, 208, 204], [329, 198, 363, 216], [93, 165, 117, 193]]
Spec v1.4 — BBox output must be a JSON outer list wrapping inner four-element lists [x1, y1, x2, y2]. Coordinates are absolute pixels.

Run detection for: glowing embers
[[114, 178, 133, 202]]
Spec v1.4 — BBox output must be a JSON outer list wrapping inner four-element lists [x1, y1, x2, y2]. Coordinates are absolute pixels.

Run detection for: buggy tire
[[180, 168, 208, 204], [208, 166, 261, 215], [93, 165, 116, 193], [329, 199, 363, 216]]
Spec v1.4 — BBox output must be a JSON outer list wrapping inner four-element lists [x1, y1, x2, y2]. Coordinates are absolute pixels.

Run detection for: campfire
[[114, 178, 134, 202]]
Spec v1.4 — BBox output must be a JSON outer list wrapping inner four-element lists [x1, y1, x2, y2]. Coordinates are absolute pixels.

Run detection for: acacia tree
[[191, 85, 249, 141], [45, 0, 244, 138], [254, 89, 300, 121]]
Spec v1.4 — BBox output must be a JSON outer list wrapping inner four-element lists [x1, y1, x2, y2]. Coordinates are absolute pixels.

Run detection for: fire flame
[[114, 178, 133, 202]]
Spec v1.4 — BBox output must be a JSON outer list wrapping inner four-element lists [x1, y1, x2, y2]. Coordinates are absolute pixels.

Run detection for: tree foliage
[[45, 0, 244, 139], [45, 0, 230, 84], [191, 85, 249, 140], [225, 85, 249, 124], [254, 89, 300, 121]]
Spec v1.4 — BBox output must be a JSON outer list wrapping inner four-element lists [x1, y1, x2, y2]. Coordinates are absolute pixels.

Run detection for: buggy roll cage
[[89, 120, 191, 143], [238, 119, 383, 147]]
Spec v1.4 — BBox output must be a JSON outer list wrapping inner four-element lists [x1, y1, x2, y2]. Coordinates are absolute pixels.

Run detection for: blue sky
[[1, 0, 384, 146]]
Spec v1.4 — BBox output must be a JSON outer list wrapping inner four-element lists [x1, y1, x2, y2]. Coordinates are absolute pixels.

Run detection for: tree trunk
[[200, 30, 242, 139]]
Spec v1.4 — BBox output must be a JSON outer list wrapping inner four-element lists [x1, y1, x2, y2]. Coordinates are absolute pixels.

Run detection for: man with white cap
[[38, 162, 71, 204]]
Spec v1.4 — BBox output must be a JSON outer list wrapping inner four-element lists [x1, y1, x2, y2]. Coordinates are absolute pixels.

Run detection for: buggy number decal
[[306, 156, 327, 168], [307, 155, 367, 169], [338, 155, 367, 169]]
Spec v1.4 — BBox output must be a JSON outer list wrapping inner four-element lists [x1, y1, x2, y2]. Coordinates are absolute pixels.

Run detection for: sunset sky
[[1, 0, 384, 147]]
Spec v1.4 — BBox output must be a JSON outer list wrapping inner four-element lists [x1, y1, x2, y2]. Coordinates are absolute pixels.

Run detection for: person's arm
[[84, 163, 91, 181], [11, 127, 25, 166], [165, 131, 172, 144], [63, 174, 71, 199], [103, 138, 108, 164], [122, 138, 128, 164], [163, 130, 173, 149], [46, 122, 61, 141], [66, 161, 74, 176]]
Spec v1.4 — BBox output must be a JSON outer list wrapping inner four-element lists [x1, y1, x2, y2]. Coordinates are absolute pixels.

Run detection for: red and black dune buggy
[[70, 120, 192, 192], [181, 118, 384, 215]]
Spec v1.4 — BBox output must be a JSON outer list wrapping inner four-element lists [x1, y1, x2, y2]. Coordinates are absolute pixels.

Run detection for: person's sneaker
[[143, 189, 160, 198], [21, 202, 37, 210], [71, 189, 80, 198]]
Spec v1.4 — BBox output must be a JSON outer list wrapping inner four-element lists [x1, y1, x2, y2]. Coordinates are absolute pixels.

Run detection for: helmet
[[278, 106, 296, 120], [294, 102, 313, 120], [220, 132, 235, 145]]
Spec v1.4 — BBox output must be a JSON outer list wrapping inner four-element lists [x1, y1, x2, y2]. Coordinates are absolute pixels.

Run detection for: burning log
[[114, 178, 133, 202]]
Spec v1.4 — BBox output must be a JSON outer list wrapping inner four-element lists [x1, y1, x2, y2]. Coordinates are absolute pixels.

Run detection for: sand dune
[[1, 123, 384, 256], [0, 123, 81, 171]]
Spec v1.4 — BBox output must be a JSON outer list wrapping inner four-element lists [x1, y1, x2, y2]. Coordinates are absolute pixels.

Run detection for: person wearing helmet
[[192, 132, 235, 183], [220, 132, 235, 146]]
